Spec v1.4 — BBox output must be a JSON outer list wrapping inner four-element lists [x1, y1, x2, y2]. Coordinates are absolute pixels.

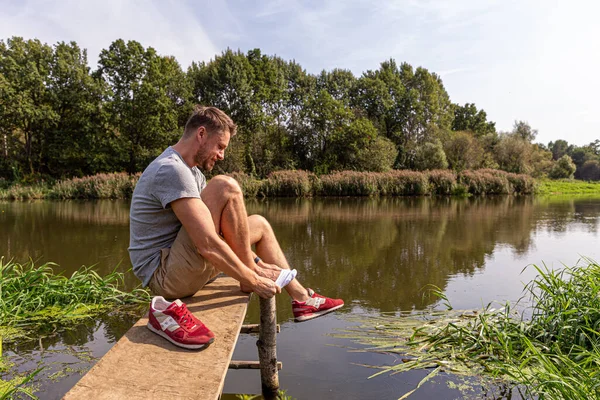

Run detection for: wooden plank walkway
[[63, 275, 251, 400]]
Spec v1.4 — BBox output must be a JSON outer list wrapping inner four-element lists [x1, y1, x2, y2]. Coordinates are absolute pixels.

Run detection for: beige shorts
[[148, 227, 217, 300]]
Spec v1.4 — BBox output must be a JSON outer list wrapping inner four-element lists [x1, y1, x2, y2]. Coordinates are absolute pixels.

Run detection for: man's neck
[[171, 141, 196, 168]]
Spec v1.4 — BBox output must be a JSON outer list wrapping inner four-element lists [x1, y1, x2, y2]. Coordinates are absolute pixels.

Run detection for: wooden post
[[257, 296, 279, 398]]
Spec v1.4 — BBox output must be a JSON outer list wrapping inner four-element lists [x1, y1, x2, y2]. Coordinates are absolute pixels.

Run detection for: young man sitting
[[128, 105, 344, 349]]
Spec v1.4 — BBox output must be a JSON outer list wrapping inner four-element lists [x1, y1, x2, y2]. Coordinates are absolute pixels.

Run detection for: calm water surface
[[1, 196, 600, 399]]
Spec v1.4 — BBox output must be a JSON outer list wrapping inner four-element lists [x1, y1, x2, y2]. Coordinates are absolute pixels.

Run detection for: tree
[[43, 41, 108, 177], [549, 155, 576, 179], [548, 139, 570, 161], [316, 68, 356, 105], [530, 144, 553, 178], [452, 103, 496, 136], [98, 39, 191, 173], [494, 133, 533, 174], [0, 37, 57, 177], [355, 136, 397, 172], [513, 121, 537, 142], [443, 131, 483, 171], [579, 160, 600, 181], [413, 140, 448, 171]]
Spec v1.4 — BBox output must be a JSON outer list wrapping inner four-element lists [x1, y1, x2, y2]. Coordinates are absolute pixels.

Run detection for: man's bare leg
[[247, 214, 310, 301], [200, 175, 309, 301]]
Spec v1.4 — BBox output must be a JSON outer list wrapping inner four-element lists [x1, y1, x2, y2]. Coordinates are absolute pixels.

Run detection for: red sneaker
[[292, 289, 344, 322], [147, 296, 214, 349]]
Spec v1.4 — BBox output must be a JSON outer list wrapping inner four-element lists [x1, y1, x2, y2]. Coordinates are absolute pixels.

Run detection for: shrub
[[413, 141, 448, 171], [0, 184, 48, 200], [505, 172, 536, 194], [263, 170, 315, 197], [458, 170, 510, 195], [49, 173, 139, 199], [549, 155, 576, 179], [427, 170, 457, 195], [377, 171, 430, 196], [227, 172, 263, 198], [319, 171, 379, 196]]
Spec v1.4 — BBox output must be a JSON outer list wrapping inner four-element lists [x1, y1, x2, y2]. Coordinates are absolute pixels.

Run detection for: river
[[1, 196, 599, 399]]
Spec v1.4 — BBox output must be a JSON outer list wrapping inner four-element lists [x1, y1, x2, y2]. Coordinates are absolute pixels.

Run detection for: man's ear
[[197, 126, 206, 140]]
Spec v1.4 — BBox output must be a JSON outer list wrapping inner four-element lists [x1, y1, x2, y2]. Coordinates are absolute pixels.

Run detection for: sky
[[1, 0, 599, 146]]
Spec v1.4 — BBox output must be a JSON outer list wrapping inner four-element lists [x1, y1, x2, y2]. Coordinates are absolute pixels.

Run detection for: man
[[129, 105, 343, 349]]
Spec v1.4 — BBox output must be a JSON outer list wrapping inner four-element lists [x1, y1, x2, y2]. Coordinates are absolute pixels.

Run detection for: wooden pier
[[63, 275, 280, 400]]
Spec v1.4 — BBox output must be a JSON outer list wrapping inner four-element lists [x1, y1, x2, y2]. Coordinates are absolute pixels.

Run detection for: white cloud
[[0, 0, 219, 68]]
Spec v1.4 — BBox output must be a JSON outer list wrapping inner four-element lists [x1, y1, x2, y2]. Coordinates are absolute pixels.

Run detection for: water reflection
[[2, 197, 600, 314], [245, 196, 580, 315]]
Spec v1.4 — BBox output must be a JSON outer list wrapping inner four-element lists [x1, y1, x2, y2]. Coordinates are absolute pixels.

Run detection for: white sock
[[275, 269, 297, 289]]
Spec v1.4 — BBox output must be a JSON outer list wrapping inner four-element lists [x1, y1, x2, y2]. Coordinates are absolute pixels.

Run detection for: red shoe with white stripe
[[292, 289, 344, 322], [147, 296, 214, 349]]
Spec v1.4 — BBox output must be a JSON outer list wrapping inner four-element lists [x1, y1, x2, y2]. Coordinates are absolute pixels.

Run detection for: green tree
[[413, 140, 448, 171], [513, 120, 537, 142], [452, 103, 496, 136], [355, 136, 397, 172], [549, 154, 576, 179], [352, 60, 453, 168], [494, 133, 533, 174], [530, 144, 553, 178], [0, 37, 57, 178], [43, 41, 108, 177], [579, 160, 600, 181], [316, 68, 356, 106], [548, 139, 570, 161], [98, 39, 191, 173], [443, 131, 483, 171]]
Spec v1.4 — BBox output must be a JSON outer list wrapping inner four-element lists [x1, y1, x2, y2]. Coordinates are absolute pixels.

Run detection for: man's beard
[[194, 148, 214, 171]]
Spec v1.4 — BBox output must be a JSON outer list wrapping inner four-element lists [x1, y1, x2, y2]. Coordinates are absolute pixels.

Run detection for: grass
[[0, 259, 150, 398], [0, 258, 150, 343], [336, 259, 600, 399], [535, 179, 600, 195]]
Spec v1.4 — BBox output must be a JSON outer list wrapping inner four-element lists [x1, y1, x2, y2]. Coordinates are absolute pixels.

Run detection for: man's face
[[194, 127, 230, 171]]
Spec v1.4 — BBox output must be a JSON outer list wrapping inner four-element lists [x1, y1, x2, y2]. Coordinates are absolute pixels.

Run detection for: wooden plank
[[240, 324, 280, 334], [229, 361, 282, 370], [63, 276, 250, 400]]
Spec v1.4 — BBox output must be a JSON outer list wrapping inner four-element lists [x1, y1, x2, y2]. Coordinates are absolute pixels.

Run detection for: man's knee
[[250, 214, 273, 233], [208, 175, 243, 197]]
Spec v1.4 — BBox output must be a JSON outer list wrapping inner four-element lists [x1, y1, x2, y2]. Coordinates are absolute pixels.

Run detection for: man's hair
[[183, 105, 237, 138]]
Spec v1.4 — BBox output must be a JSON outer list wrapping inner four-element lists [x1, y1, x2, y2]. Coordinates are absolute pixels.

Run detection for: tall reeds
[[0, 169, 538, 200], [336, 259, 600, 399]]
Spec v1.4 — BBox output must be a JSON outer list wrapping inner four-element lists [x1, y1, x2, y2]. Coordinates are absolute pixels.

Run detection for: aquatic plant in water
[[0, 258, 151, 342], [336, 259, 600, 399]]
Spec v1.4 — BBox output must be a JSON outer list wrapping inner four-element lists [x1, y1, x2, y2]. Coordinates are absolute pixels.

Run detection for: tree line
[[1, 36, 599, 183]]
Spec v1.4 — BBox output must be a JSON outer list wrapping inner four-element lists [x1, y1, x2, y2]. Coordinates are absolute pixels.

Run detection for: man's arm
[[171, 197, 280, 298]]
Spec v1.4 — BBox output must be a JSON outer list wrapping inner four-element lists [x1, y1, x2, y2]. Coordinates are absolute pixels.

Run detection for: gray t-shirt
[[128, 147, 207, 287]]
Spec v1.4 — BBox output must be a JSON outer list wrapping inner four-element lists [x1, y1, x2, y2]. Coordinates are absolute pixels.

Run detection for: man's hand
[[252, 275, 281, 298], [255, 260, 282, 282]]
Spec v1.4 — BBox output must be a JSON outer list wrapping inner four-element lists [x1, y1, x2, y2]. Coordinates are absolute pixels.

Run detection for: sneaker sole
[[294, 303, 344, 322], [147, 322, 214, 350]]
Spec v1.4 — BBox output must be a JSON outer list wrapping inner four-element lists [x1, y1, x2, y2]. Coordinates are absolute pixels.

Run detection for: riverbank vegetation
[[0, 169, 539, 200], [338, 259, 600, 399], [0, 259, 150, 398], [535, 179, 600, 195], [1, 37, 599, 187], [0, 259, 150, 343]]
